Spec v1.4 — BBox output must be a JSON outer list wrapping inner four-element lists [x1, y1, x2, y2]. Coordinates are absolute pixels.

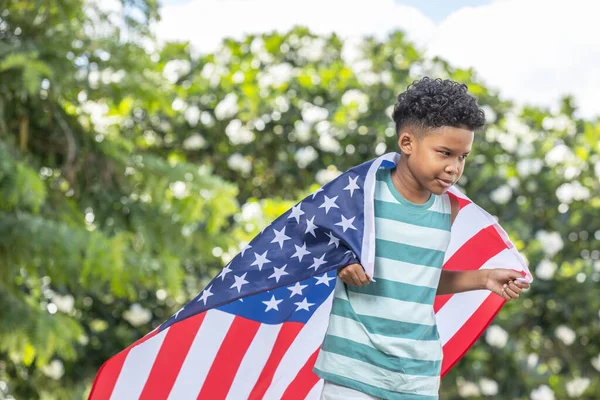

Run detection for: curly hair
[[391, 77, 486, 137]]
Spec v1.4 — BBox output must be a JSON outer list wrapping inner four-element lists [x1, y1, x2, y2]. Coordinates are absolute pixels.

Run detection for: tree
[[0, 1, 237, 398]]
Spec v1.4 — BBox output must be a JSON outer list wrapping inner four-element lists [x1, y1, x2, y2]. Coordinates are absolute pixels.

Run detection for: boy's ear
[[398, 131, 414, 155]]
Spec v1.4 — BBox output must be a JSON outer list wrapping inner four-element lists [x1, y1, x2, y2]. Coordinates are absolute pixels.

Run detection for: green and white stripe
[[315, 168, 452, 399]]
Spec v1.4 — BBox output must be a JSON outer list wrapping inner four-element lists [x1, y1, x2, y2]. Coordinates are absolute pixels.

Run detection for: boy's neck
[[391, 159, 432, 205]]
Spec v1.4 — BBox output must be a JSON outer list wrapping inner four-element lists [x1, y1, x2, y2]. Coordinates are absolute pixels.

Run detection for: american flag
[[89, 153, 532, 400]]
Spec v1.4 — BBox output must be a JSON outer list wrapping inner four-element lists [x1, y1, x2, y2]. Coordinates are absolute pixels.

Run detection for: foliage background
[[0, 0, 599, 399]]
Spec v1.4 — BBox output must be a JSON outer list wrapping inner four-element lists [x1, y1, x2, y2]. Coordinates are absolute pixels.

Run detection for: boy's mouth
[[436, 178, 453, 188]]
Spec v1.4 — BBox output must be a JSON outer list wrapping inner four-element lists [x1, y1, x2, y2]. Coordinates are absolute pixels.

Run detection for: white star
[[230, 273, 249, 293], [309, 253, 327, 271], [294, 298, 315, 312], [217, 263, 232, 280], [268, 264, 289, 283], [240, 243, 252, 257], [315, 273, 336, 287], [325, 231, 340, 248], [271, 227, 291, 249], [335, 215, 357, 232], [344, 176, 360, 197], [288, 204, 305, 224], [262, 295, 283, 312], [174, 306, 185, 319], [197, 286, 213, 305], [251, 250, 271, 271], [311, 187, 324, 199], [305, 216, 318, 237], [288, 281, 308, 298], [319, 195, 339, 214], [292, 242, 311, 262]]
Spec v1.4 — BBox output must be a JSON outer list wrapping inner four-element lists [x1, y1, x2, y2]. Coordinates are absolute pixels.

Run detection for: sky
[[157, 0, 600, 119]]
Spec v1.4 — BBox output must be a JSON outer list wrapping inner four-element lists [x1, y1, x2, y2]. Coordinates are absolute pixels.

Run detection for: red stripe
[[248, 322, 304, 400], [88, 327, 161, 400], [447, 191, 471, 209], [280, 348, 321, 400], [434, 225, 507, 313], [138, 313, 206, 400], [440, 293, 505, 377], [197, 316, 261, 399]]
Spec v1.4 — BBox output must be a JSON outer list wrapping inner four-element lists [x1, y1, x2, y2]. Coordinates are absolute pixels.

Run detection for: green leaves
[[0, 52, 53, 95]]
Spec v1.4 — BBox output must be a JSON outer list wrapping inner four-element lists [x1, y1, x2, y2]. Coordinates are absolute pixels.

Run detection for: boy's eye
[[438, 151, 450, 156]]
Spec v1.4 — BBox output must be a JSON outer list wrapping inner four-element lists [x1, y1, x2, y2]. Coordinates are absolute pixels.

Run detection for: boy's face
[[399, 126, 474, 195]]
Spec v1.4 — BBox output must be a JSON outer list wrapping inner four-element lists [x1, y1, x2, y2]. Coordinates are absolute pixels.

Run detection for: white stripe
[[373, 178, 398, 204], [428, 193, 450, 214], [437, 289, 490, 345], [226, 323, 282, 399], [375, 217, 451, 252], [167, 310, 235, 400], [444, 203, 494, 262], [448, 185, 470, 201], [305, 380, 325, 400], [336, 289, 436, 326], [374, 257, 441, 289], [110, 328, 169, 400], [317, 351, 439, 396], [262, 293, 334, 399], [362, 153, 398, 278], [326, 314, 442, 361]]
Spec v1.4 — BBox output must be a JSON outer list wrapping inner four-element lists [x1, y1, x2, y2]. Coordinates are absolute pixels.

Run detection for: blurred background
[[1, 0, 599, 398]]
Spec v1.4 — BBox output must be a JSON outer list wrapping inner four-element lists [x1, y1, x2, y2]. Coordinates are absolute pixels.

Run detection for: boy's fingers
[[355, 268, 369, 285], [351, 270, 365, 286], [509, 270, 525, 280], [503, 284, 519, 299], [508, 281, 522, 294]]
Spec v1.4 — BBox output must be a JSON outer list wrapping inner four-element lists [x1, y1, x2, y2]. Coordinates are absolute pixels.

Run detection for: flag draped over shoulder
[[89, 153, 533, 400]]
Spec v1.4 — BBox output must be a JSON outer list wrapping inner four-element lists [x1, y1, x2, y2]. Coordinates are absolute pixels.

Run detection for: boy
[[314, 77, 530, 399]]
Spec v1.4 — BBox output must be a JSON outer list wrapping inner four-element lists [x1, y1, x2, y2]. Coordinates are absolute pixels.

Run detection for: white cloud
[[155, 0, 435, 51], [157, 0, 600, 119], [426, 0, 600, 119]]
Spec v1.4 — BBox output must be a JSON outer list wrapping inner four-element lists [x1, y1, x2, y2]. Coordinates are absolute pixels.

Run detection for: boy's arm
[[436, 269, 528, 300], [444, 193, 529, 300]]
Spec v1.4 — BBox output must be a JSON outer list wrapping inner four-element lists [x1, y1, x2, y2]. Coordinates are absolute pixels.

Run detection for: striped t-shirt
[[314, 168, 452, 399]]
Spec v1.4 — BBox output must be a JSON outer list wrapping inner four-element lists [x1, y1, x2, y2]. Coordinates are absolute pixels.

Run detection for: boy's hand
[[485, 269, 530, 301], [338, 263, 371, 286]]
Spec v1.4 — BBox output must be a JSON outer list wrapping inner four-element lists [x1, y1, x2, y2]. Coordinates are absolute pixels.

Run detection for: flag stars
[[271, 227, 291, 249], [262, 295, 283, 312], [217, 263, 232, 281], [311, 187, 324, 199], [287, 281, 308, 298], [305, 216, 318, 237], [251, 250, 271, 271], [315, 273, 336, 287], [294, 298, 315, 312], [288, 204, 305, 224], [268, 264, 289, 283], [344, 176, 360, 197], [240, 243, 252, 257], [292, 242, 311, 262], [325, 231, 340, 248], [319, 195, 339, 214], [174, 306, 185, 319], [335, 215, 357, 232], [309, 254, 327, 271], [230, 273, 249, 293], [197, 286, 213, 305]]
